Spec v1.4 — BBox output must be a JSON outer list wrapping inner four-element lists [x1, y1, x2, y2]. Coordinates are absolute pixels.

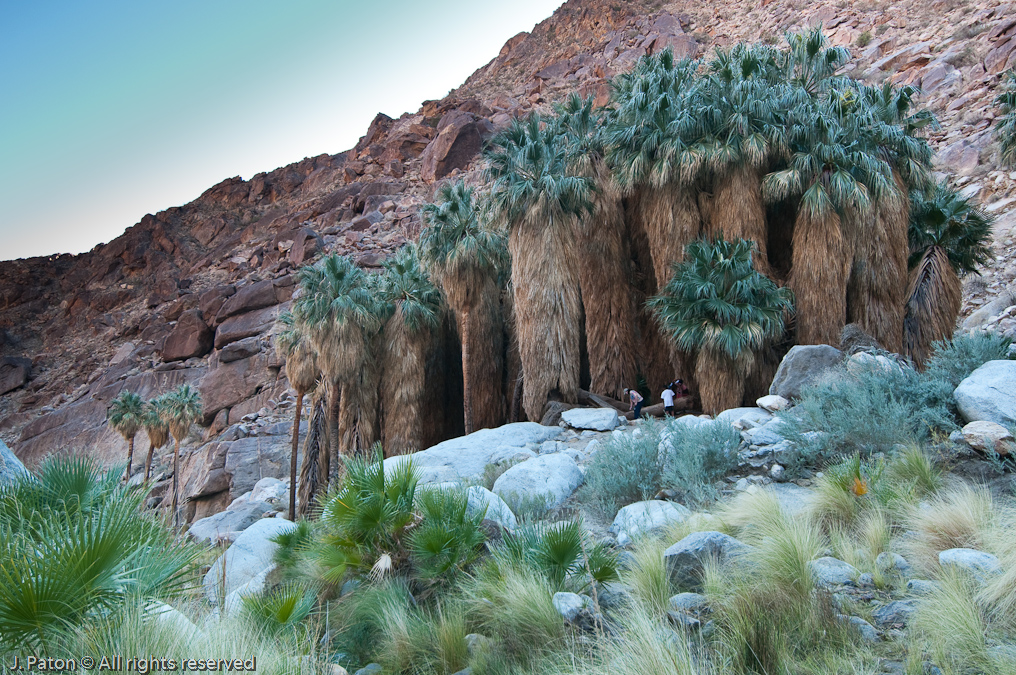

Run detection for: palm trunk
[[640, 185, 702, 289], [298, 395, 326, 517], [124, 436, 135, 483], [903, 246, 962, 368], [382, 311, 429, 455], [789, 206, 849, 346], [709, 165, 772, 277], [171, 438, 181, 531], [695, 349, 744, 416], [325, 383, 340, 482], [461, 307, 474, 434], [144, 443, 154, 484], [289, 391, 303, 520]]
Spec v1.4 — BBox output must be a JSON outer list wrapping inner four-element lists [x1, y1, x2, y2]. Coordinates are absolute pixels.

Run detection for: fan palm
[[487, 114, 592, 421], [557, 94, 638, 399], [782, 27, 850, 98], [650, 238, 794, 414], [904, 183, 994, 366], [420, 181, 507, 433], [377, 245, 443, 455], [160, 383, 202, 530], [293, 254, 382, 474], [141, 395, 170, 483], [107, 390, 144, 482], [275, 312, 319, 519], [996, 69, 1016, 167]]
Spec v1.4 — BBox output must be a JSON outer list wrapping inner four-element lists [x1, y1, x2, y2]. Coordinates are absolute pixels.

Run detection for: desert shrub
[[0, 457, 196, 651], [659, 419, 741, 506], [241, 583, 315, 637], [409, 487, 486, 584], [856, 30, 872, 46], [996, 68, 1016, 166], [493, 519, 618, 592], [329, 580, 414, 669], [922, 331, 1013, 389], [580, 422, 664, 515]]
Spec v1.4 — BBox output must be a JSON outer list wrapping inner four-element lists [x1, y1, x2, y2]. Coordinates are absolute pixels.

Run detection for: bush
[[855, 30, 872, 47], [922, 332, 1013, 389], [493, 519, 618, 592], [580, 422, 664, 516], [659, 420, 741, 505], [409, 487, 486, 584], [240, 584, 315, 636]]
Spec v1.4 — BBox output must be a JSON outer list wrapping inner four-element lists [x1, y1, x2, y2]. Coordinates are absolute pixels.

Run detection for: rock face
[[383, 422, 561, 484], [203, 517, 296, 603], [954, 361, 1016, 426], [187, 498, 277, 544], [664, 531, 750, 589], [420, 111, 491, 182], [162, 310, 213, 362], [610, 500, 692, 547], [0, 439, 28, 485], [492, 452, 583, 511], [561, 407, 621, 431], [769, 345, 844, 399], [961, 421, 1015, 456], [0, 356, 31, 395]]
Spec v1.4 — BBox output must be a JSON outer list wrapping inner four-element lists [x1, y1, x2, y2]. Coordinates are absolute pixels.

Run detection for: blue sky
[[0, 0, 564, 261]]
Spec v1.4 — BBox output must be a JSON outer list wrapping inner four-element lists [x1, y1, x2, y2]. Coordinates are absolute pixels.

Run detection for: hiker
[[661, 384, 676, 416], [623, 387, 644, 419], [671, 379, 689, 399]]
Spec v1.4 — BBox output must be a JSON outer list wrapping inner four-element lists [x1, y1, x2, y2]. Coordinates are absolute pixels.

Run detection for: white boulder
[[756, 395, 790, 412], [954, 360, 1016, 426], [610, 500, 692, 547], [561, 408, 622, 432], [492, 453, 583, 512], [203, 517, 296, 603]]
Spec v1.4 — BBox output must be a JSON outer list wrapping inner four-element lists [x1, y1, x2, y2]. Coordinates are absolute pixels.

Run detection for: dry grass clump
[[903, 484, 997, 573], [620, 537, 674, 615]]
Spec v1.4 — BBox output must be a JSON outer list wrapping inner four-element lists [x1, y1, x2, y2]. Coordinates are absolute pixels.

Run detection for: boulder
[[668, 592, 709, 613], [872, 599, 917, 628], [769, 345, 844, 399], [203, 517, 297, 603], [742, 418, 786, 446], [251, 476, 288, 504], [214, 304, 283, 350], [216, 279, 280, 322], [715, 407, 772, 428], [809, 557, 859, 587], [162, 310, 213, 362], [906, 579, 939, 596], [492, 453, 583, 511], [876, 552, 913, 578], [0, 356, 32, 395], [188, 499, 276, 544], [223, 565, 278, 618], [610, 500, 692, 547], [219, 336, 262, 363], [837, 615, 878, 642], [960, 421, 1015, 456], [561, 407, 621, 431], [756, 395, 790, 412], [382, 422, 561, 484], [954, 361, 1016, 426], [0, 439, 29, 486], [465, 486, 518, 530], [420, 111, 490, 182], [664, 531, 750, 589], [147, 601, 204, 640], [552, 592, 589, 622], [939, 548, 1002, 581]]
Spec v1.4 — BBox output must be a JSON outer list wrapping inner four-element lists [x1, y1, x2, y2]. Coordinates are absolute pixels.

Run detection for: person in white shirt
[[623, 388, 644, 419], [661, 386, 675, 415]]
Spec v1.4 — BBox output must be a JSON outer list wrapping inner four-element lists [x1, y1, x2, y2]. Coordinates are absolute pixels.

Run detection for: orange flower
[[851, 476, 869, 497]]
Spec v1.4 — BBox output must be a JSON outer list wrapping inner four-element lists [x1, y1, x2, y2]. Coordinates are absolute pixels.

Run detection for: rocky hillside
[[2, 0, 1016, 518]]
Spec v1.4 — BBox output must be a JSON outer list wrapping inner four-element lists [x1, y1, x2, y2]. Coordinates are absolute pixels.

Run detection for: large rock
[[610, 500, 692, 547], [561, 407, 621, 432], [939, 548, 1002, 582], [420, 111, 490, 182], [809, 557, 859, 588], [203, 518, 296, 603], [383, 422, 561, 484], [198, 353, 281, 424], [214, 304, 283, 350], [492, 453, 583, 511], [871, 599, 917, 628], [0, 439, 29, 485], [954, 361, 1016, 426], [215, 279, 286, 322], [0, 356, 32, 395], [769, 345, 844, 399], [664, 531, 750, 589], [187, 499, 276, 544], [756, 395, 790, 412], [961, 421, 1015, 456], [465, 486, 517, 530], [552, 592, 589, 622], [742, 418, 786, 446], [716, 407, 772, 428], [162, 310, 213, 362]]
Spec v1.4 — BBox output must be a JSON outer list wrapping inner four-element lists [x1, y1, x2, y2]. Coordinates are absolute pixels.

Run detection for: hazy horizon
[[0, 0, 564, 262]]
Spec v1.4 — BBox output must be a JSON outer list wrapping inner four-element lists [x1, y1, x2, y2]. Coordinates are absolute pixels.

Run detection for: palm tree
[[420, 181, 507, 433], [557, 94, 638, 399], [487, 114, 592, 421], [996, 69, 1016, 167], [292, 254, 381, 473], [904, 183, 994, 366], [275, 312, 319, 520], [377, 245, 443, 455], [107, 390, 144, 482], [141, 395, 170, 483], [160, 384, 202, 530], [650, 238, 794, 414]]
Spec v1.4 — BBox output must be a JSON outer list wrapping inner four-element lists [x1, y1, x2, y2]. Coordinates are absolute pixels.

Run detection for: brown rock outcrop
[[0, 357, 31, 396], [162, 310, 213, 362]]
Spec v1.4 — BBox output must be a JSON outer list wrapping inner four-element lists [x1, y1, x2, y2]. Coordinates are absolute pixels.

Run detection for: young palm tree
[[107, 390, 144, 482], [420, 181, 507, 433], [995, 69, 1016, 167], [275, 312, 319, 520], [557, 94, 638, 399], [904, 184, 994, 366], [297, 389, 327, 518], [649, 238, 794, 414], [141, 395, 170, 483], [377, 245, 443, 455], [160, 384, 202, 530], [292, 254, 381, 473], [487, 114, 592, 421]]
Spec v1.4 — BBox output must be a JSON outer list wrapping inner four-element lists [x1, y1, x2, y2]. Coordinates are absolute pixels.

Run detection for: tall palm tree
[[275, 312, 319, 520], [141, 395, 170, 483], [557, 94, 638, 399], [995, 69, 1016, 167], [377, 245, 443, 455], [650, 238, 794, 414], [904, 183, 994, 366], [420, 181, 507, 433], [292, 254, 381, 473], [487, 114, 592, 421], [161, 384, 202, 530], [107, 390, 144, 482]]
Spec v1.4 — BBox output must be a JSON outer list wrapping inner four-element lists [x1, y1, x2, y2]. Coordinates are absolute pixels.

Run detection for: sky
[[0, 0, 565, 261]]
